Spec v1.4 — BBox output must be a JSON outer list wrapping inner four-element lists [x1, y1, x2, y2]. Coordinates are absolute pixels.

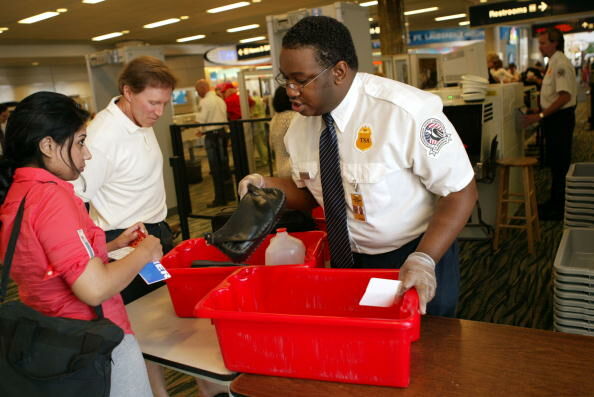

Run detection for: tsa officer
[[524, 27, 577, 220], [239, 16, 477, 317]]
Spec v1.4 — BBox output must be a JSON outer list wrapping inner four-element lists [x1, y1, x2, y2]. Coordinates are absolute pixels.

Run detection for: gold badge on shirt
[[355, 125, 372, 152]]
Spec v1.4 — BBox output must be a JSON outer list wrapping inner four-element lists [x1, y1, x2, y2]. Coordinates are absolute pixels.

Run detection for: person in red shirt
[[0, 92, 162, 396], [221, 81, 255, 120]]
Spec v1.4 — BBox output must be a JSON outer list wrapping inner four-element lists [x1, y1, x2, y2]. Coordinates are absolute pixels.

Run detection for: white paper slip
[[359, 277, 402, 307], [108, 246, 135, 261]]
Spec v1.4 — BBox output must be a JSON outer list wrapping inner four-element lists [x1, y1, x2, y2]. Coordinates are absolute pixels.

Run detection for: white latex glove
[[237, 173, 265, 199], [398, 252, 437, 315]]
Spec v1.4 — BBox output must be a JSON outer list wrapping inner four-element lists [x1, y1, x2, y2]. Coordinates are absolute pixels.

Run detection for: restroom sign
[[470, 0, 594, 27], [470, 1, 551, 26]]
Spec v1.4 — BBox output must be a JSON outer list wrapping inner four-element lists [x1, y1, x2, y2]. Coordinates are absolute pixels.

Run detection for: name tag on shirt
[[139, 261, 171, 284], [351, 193, 367, 222]]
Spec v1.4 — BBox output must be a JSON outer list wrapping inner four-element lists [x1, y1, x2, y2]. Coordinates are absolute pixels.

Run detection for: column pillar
[[377, 0, 407, 55]]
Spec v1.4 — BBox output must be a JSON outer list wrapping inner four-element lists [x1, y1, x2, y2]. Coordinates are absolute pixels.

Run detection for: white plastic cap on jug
[[265, 228, 306, 266]]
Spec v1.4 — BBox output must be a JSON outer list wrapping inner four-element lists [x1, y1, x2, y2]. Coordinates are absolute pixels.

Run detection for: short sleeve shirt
[[0, 168, 132, 333], [71, 97, 167, 230], [284, 73, 474, 254], [540, 51, 577, 110]]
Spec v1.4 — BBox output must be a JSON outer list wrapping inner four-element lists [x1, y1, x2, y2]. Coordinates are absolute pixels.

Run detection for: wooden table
[[230, 317, 594, 396], [126, 286, 237, 383]]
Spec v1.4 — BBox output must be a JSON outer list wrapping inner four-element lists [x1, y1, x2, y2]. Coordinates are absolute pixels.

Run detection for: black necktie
[[319, 113, 354, 268]]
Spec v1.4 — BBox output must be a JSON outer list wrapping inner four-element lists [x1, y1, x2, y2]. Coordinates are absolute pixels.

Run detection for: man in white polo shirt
[[74, 55, 176, 397]]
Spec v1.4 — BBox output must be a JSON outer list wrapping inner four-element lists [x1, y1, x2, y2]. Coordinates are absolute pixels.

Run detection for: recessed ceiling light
[[207, 2, 250, 14], [32, 62, 40, 66], [435, 13, 467, 21], [180, 16, 189, 20], [252, 0, 262, 3], [56, 8, 68, 13], [19, 11, 60, 24], [82, 0, 105, 3], [404, 7, 438, 16], [143, 18, 180, 29], [239, 36, 266, 43], [359, 1, 377, 7], [226, 24, 259, 33], [459, 21, 470, 26], [480, 0, 487, 3], [0, 27, 8, 32], [176, 34, 206, 42], [368, 17, 373, 21], [92, 31, 125, 41]]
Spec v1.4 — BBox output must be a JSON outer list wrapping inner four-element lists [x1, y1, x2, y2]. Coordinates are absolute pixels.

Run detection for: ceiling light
[[368, 17, 373, 21], [480, 0, 487, 2], [0, 27, 8, 31], [180, 16, 189, 20], [359, 1, 378, 7], [56, 8, 68, 13], [82, 0, 105, 3], [92, 31, 124, 41], [459, 21, 470, 26], [239, 36, 266, 43], [207, 2, 250, 14], [404, 7, 438, 16], [435, 13, 467, 21], [226, 24, 259, 33], [143, 18, 180, 29], [176, 34, 206, 42], [32, 62, 40, 66], [19, 11, 60, 24]]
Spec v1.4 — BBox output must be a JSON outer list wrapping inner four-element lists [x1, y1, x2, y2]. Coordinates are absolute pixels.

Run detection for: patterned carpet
[[457, 100, 593, 330], [1, 99, 591, 396]]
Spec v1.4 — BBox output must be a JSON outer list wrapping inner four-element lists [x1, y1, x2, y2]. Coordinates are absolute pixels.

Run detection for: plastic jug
[[265, 228, 306, 266]]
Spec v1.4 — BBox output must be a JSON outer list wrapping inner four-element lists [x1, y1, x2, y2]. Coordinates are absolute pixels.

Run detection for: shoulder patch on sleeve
[[557, 68, 565, 77], [419, 118, 451, 157]]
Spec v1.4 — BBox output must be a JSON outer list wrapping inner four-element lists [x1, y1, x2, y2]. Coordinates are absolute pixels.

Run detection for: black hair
[[0, 103, 8, 114], [282, 16, 358, 70], [542, 27, 564, 52], [272, 86, 292, 113], [0, 91, 90, 205]]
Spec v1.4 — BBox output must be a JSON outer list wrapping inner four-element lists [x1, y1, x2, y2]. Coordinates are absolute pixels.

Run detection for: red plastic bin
[[195, 266, 420, 387], [161, 231, 326, 317]]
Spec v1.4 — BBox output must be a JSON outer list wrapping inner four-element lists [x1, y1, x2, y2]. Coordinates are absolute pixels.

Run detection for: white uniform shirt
[[540, 51, 577, 110], [284, 73, 474, 255], [72, 97, 167, 230], [196, 90, 228, 131]]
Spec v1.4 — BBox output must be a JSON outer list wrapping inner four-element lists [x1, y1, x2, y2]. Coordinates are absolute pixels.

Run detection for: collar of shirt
[[12, 167, 74, 193], [106, 96, 146, 135], [328, 73, 362, 133]]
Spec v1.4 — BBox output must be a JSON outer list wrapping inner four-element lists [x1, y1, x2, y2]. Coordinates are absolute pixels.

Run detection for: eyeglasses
[[275, 65, 332, 93]]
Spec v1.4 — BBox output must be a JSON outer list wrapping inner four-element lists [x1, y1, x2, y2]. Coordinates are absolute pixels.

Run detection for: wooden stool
[[493, 157, 540, 254]]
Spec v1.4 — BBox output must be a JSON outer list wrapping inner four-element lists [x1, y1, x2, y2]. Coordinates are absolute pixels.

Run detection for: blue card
[[138, 261, 171, 285]]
